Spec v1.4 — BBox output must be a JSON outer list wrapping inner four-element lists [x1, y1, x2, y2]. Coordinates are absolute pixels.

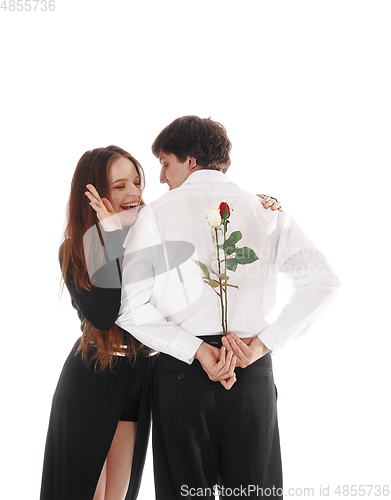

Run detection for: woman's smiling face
[[107, 156, 142, 225]]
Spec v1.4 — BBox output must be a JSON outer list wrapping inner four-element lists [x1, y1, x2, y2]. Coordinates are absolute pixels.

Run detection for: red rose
[[219, 202, 230, 218]]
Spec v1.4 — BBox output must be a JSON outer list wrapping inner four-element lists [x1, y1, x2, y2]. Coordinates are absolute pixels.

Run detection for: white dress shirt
[[116, 170, 340, 364]]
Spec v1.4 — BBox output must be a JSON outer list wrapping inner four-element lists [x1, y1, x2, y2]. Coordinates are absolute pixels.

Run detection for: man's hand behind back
[[194, 342, 237, 390], [222, 333, 270, 368]]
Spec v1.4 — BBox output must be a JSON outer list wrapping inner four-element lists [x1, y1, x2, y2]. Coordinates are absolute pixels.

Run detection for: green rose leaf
[[225, 258, 238, 272], [221, 238, 236, 255], [229, 231, 242, 244], [204, 278, 220, 288], [194, 260, 210, 279], [235, 247, 259, 265], [226, 284, 239, 289], [212, 272, 230, 281]]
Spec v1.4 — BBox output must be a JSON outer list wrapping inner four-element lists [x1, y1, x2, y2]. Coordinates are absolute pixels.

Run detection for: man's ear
[[188, 156, 197, 171]]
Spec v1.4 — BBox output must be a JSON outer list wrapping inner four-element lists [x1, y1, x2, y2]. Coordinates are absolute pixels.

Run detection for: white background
[[1, 1, 390, 498]]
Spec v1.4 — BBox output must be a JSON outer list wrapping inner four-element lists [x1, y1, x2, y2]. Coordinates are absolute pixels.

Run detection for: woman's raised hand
[[85, 184, 122, 232], [257, 194, 283, 212]]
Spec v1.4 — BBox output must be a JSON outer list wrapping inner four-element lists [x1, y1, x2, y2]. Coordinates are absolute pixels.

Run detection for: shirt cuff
[[258, 323, 286, 354], [170, 332, 203, 364]]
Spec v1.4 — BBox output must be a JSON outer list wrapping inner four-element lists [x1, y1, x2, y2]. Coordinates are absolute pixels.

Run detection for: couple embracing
[[40, 116, 339, 500]]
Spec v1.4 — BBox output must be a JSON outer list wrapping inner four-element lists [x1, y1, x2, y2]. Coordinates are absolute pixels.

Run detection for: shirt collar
[[181, 169, 236, 187]]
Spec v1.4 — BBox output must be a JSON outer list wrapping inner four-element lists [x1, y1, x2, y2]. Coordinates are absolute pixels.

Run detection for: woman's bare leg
[[92, 421, 137, 500], [93, 459, 107, 500], [104, 421, 137, 500]]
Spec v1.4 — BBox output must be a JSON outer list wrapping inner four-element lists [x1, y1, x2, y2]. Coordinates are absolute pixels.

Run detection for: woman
[[40, 146, 156, 500], [40, 144, 281, 500]]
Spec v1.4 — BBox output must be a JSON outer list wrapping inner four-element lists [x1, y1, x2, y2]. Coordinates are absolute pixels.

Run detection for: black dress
[[40, 230, 156, 500]]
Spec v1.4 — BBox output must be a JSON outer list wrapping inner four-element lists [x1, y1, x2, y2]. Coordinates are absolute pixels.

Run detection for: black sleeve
[[61, 230, 125, 331]]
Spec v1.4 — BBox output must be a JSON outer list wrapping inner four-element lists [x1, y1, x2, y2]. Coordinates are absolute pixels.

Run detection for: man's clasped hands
[[194, 333, 270, 390]]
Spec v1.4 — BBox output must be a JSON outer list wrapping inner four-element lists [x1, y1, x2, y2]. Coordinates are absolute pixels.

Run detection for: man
[[116, 116, 340, 499]]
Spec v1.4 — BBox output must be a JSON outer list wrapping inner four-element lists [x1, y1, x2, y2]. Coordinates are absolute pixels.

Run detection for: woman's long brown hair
[[61, 145, 146, 370]]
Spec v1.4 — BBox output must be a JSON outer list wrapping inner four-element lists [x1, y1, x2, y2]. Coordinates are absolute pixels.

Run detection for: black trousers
[[152, 336, 283, 499]]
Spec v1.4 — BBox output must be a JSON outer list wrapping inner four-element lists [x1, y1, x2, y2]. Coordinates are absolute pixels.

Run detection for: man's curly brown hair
[[152, 116, 232, 173]]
